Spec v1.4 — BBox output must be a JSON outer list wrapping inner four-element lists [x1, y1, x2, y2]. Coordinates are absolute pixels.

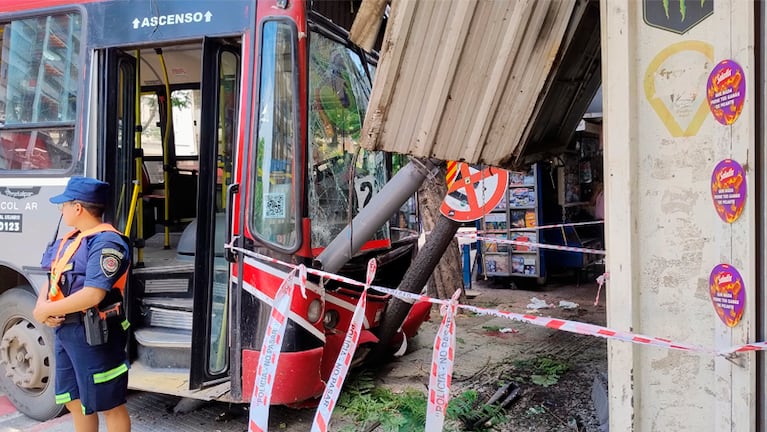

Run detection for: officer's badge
[[100, 252, 121, 278]]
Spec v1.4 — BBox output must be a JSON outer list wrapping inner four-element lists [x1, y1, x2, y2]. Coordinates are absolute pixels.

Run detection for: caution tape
[[425, 289, 460, 430], [226, 244, 767, 431], [464, 234, 606, 255], [248, 267, 299, 432], [311, 260, 376, 432], [228, 243, 767, 356], [504, 220, 604, 232]]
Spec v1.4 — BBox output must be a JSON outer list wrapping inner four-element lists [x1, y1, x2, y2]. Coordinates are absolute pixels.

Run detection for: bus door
[[101, 40, 240, 397], [189, 38, 241, 389], [101, 49, 137, 233]]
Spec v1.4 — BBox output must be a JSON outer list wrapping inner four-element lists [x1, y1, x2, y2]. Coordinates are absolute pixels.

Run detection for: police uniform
[[41, 177, 132, 415]]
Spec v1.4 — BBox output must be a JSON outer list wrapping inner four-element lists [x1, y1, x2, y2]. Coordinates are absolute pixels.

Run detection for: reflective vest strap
[[49, 223, 125, 301]]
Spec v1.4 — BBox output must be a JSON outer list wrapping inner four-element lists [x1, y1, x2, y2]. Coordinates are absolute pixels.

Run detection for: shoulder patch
[[100, 251, 122, 278], [101, 248, 125, 260]]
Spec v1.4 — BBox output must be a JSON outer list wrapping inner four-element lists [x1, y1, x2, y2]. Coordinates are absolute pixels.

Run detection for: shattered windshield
[[307, 31, 388, 250]]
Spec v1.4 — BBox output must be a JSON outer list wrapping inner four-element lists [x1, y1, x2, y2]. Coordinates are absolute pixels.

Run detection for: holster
[[83, 307, 109, 346]]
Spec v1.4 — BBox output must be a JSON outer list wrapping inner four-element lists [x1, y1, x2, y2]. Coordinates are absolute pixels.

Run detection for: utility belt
[[62, 302, 125, 346]]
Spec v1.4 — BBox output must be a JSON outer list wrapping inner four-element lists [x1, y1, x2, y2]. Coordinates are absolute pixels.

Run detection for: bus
[[0, 0, 430, 421]]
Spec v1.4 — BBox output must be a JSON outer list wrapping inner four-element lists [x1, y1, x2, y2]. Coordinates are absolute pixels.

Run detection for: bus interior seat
[[140, 163, 198, 228], [176, 212, 227, 260]]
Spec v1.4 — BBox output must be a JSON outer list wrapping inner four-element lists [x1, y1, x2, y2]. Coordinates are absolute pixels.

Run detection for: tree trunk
[[371, 163, 466, 360], [418, 169, 465, 301]]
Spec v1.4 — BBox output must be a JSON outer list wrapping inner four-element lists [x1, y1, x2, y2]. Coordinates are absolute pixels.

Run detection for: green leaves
[[337, 372, 427, 432], [512, 356, 570, 387]]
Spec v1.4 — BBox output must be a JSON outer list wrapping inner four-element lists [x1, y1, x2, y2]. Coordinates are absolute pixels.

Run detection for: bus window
[[172, 88, 200, 173], [250, 20, 298, 250], [140, 89, 201, 182], [140, 93, 164, 183], [0, 13, 80, 172], [307, 30, 389, 249]]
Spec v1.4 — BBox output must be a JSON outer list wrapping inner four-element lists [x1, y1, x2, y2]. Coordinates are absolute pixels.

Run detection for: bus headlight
[[307, 299, 323, 324]]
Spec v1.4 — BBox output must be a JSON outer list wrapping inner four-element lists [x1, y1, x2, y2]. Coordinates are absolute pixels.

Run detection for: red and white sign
[[440, 163, 509, 222]]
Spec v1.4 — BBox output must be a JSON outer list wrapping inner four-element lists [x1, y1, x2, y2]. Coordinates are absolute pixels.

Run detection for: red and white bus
[[0, 0, 429, 420]]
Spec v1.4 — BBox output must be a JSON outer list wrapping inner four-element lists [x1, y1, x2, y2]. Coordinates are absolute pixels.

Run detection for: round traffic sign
[[440, 163, 509, 222]]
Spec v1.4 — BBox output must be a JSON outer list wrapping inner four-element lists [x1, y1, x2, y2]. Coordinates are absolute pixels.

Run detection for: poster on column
[[710, 159, 746, 223], [706, 59, 745, 126], [709, 264, 745, 328]]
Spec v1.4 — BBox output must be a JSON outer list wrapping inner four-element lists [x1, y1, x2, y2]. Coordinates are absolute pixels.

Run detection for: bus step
[[142, 297, 193, 311], [142, 278, 191, 294], [143, 306, 193, 330], [134, 328, 191, 369]]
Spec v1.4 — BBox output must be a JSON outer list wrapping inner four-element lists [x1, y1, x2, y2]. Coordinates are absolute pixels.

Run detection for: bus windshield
[[307, 30, 388, 249]]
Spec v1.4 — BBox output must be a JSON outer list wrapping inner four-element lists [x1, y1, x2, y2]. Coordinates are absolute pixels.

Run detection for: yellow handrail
[[124, 181, 140, 238], [157, 48, 172, 249]]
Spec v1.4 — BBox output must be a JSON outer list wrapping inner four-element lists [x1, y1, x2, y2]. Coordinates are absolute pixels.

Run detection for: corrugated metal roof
[[360, 0, 601, 170]]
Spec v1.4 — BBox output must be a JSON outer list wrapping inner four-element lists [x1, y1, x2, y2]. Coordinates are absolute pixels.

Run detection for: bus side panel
[[237, 256, 325, 404]]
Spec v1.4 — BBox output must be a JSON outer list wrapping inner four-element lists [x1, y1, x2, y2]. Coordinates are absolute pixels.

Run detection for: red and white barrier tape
[[311, 260, 376, 432], [227, 244, 764, 357], [248, 267, 299, 432], [230, 244, 767, 430], [595, 272, 609, 306], [503, 220, 603, 232], [463, 234, 606, 255], [425, 289, 460, 430]]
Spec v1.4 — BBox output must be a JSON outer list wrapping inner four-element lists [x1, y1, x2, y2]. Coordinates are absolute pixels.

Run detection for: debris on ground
[[527, 297, 555, 310]]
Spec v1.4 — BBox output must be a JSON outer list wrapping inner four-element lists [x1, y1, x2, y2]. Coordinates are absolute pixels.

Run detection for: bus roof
[[0, 0, 103, 14], [1, 0, 254, 47]]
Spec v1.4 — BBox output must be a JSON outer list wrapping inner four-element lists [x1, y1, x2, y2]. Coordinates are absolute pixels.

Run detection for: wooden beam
[[349, 0, 388, 52]]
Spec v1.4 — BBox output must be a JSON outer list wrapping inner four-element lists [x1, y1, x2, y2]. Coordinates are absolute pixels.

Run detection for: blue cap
[[50, 176, 109, 205]]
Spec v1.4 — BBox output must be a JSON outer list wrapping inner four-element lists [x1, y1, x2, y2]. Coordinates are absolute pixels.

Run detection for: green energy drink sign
[[643, 0, 714, 34]]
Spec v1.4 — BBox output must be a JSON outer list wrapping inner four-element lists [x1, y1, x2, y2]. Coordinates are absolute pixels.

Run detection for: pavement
[[0, 391, 256, 432]]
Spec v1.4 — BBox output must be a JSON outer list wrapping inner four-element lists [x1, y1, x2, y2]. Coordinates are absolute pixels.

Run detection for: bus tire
[[0, 287, 63, 421]]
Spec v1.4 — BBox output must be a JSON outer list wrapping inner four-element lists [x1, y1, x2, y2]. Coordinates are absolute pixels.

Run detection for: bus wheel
[[0, 287, 63, 421]]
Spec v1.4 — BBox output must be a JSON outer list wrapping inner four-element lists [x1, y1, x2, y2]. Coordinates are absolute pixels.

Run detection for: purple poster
[[710, 159, 746, 223], [709, 264, 745, 328], [706, 59, 745, 125]]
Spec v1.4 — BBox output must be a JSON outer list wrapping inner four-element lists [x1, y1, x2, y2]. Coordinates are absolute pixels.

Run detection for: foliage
[[525, 404, 546, 417], [512, 356, 570, 387], [446, 389, 507, 432], [337, 371, 426, 432]]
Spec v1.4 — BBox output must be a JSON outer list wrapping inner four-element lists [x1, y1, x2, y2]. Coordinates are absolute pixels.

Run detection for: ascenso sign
[[133, 11, 213, 29]]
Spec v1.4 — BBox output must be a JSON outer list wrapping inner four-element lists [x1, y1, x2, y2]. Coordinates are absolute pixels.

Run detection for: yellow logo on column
[[644, 41, 713, 137]]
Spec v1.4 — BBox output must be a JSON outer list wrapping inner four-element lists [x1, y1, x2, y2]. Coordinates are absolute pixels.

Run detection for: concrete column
[[602, 1, 756, 430]]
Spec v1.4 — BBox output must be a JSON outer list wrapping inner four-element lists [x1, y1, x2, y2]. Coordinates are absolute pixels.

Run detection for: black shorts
[[54, 320, 129, 414]]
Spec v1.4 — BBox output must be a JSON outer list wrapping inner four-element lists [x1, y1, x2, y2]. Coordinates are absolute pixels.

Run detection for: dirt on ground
[[323, 274, 609, 432]]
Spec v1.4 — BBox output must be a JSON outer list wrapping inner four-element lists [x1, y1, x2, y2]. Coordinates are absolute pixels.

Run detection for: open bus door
[[189, 38, 240, 390], [99, 37, 241, 399]]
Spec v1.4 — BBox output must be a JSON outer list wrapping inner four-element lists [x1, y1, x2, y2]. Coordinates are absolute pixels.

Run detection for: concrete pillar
[[601, 1, 756, 430]]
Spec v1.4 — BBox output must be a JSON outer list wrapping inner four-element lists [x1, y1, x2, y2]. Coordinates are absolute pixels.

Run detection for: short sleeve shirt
[[41, 230, 130, 297]]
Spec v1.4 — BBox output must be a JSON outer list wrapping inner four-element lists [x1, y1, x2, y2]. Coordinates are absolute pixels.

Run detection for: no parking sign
[[440, 163, 508, 222]]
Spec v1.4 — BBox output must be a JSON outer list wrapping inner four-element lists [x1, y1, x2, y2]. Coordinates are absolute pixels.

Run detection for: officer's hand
[[32, 301, 52, 324], [43, 316, 64, 328]]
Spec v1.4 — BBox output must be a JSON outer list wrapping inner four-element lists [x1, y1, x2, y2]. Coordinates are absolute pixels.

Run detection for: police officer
[[33, 176, 131, 432]]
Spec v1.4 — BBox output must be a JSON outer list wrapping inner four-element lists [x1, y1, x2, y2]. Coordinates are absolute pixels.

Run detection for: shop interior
[[475, 109, 604, 286]]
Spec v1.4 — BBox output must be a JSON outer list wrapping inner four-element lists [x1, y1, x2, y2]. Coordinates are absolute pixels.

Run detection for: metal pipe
[[315, 158, 439, 273]]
